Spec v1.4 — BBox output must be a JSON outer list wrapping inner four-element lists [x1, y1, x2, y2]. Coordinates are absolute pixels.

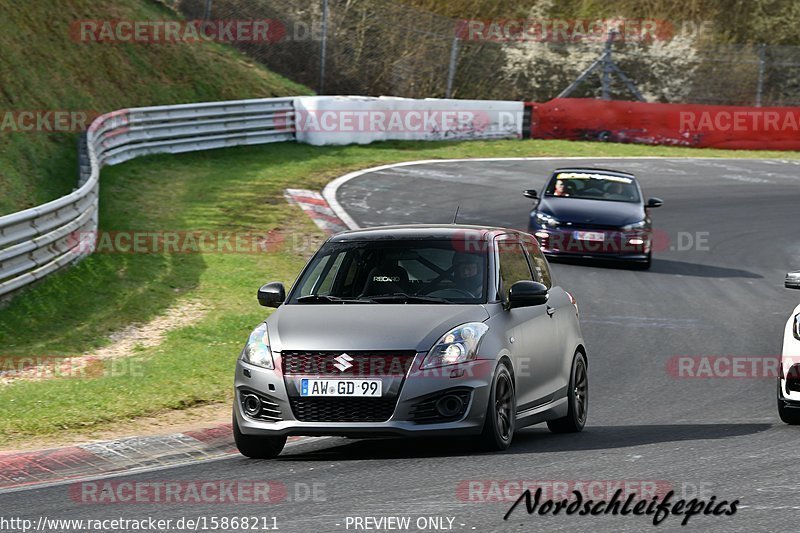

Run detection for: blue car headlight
[[241, 323, 275, 369], [534, 212, 559, 228], [421, 322, 489, 369], [622, 219, 647, 231]]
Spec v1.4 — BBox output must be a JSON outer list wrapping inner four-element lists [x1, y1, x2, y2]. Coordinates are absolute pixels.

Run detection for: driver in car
[[453, 253, 484, 298]]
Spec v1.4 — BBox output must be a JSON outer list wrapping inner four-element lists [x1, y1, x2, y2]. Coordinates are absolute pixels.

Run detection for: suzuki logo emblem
[[333, 353, 354, 372]]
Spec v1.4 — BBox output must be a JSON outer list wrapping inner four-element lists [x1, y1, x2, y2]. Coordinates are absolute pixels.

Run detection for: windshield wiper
[[296, 295, 374, 304], [368, 292, 451, 304]]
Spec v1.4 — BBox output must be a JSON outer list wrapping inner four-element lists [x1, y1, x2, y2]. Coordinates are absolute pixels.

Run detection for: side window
[[298, 252, 344, 296], [497, 239, 532, 300], [522, 240, 552, 288], [316, 252, 345, 294], [298, 255, 331, 297]]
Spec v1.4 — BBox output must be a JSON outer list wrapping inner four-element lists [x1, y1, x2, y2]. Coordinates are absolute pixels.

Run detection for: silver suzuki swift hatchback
[[233, 225, 587, 458]]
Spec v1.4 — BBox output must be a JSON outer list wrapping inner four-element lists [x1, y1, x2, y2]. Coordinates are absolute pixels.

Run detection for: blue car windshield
[[288, 240, 488, 304], [544, 172, 641, 203]]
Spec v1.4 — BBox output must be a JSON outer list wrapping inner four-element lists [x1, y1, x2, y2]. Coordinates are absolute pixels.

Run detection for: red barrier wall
[[527, 98, 800, 150]]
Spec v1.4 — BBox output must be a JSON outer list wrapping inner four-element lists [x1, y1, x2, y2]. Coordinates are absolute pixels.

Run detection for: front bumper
[[530, 226, 651, 261], [234, 355, 495, 437]]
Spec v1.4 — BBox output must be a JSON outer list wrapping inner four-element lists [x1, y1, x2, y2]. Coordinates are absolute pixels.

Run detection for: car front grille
[[281, 351, 416, 376], [289, 397, 398, 422]]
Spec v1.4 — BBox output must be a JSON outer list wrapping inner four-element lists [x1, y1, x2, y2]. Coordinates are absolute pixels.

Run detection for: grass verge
[[0, 0, 311, 215]]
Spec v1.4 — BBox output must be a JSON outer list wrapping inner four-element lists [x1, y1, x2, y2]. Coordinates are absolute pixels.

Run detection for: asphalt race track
[[3, 157, 800, 532]]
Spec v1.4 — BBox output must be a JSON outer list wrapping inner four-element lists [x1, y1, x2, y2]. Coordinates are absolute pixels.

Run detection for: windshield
[[288, 240, 488, 304], [544, 171, 641, 203]]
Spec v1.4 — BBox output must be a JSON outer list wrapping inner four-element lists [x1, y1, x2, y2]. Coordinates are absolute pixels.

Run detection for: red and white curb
[[0, 425, 306, 493], [284, 189, 350, 234]]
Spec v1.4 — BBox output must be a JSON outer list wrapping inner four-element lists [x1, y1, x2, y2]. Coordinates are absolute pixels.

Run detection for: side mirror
[[523, 189, 539, 200], [646, 197, 663, 208], [258, 282, 286, 307], [787, 271, 800, 290], [508, 280, 549, 309]]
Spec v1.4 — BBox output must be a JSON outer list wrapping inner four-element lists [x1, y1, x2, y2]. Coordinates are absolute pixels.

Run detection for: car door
[[521, 234, 571, 400], [495, 234, 560, 412]]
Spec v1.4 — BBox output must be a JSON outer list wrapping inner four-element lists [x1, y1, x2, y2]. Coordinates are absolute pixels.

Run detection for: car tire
[[233, 411, 287, 459], [777, 380, 800, 425], [477, 363, 516, 451], [547, 351, 588, 433]]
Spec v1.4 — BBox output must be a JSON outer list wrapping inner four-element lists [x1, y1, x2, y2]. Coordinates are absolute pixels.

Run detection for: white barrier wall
[[294, 96, 524, 146]]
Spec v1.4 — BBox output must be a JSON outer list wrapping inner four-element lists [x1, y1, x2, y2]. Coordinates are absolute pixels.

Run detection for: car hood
[[266, 304, 491, 352], [538, 197, 645, 227]]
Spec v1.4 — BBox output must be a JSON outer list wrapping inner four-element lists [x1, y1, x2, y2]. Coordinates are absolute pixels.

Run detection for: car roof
[[329, 224, 520, 242], [550, 167, 637, 180]]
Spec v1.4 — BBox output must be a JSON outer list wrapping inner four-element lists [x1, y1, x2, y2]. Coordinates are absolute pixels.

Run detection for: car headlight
[[794, 314, 800, 341], [622, 220, 647, 231], [534, 212, 559, 228], [421, 322, 489, 369], [242, 323, 275, 369]]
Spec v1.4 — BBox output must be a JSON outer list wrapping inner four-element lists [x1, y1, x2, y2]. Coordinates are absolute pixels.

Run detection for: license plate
[[301, 378, 382, 397], [573, 231, 605, 242]]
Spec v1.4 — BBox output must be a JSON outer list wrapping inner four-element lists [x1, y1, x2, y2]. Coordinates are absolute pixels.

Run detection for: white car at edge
[[778, 271, 800, 424]]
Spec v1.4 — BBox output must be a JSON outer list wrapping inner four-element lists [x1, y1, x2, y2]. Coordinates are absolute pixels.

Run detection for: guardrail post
[[756, 44, 766, 107], [522, 103, 533, 140], [601, 32, 613, 100], [319, 0, 329, 94], [77, 132, 90, 187], [446, 36, 459, 99]]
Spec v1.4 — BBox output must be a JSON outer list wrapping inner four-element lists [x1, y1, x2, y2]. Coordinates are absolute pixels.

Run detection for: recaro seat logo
[[373, 276, 400, 282], [333, 353, 354, 372]]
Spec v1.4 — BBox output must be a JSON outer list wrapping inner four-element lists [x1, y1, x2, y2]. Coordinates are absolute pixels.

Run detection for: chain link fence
[[170, 0, 800, 106]]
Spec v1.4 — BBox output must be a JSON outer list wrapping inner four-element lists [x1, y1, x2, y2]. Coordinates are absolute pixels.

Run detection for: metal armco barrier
[[0, 97, 296, 298], [527, 98, 800, 150]]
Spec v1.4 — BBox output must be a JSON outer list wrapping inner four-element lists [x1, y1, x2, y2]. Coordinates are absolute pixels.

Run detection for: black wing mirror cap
[[786, 271, 800, 290], [523, 189, 539, 200], [646, 197, 664, 208], [258, 282, 286, 307], [508, 280, 549, 309]]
